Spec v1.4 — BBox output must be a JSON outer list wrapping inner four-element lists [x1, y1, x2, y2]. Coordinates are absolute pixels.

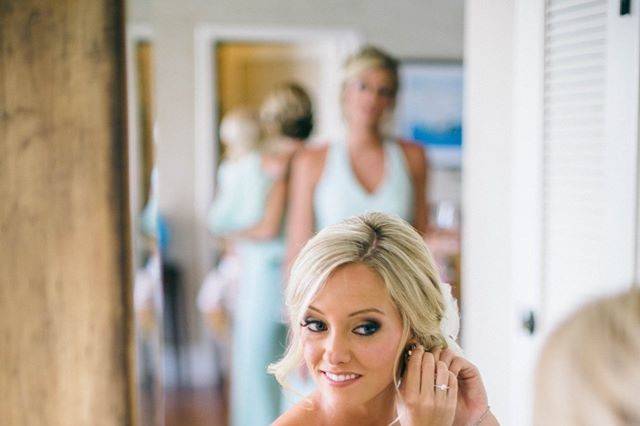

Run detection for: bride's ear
[[397, 338, 418, 381], [406, 332, 418, 347], [406, 337, 417, 348]]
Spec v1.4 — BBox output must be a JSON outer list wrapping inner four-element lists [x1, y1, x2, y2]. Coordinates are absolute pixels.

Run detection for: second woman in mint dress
[[208, 84, 314, 426]]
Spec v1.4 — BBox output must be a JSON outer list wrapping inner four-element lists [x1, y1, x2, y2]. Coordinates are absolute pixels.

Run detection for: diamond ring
[[434, 384, 449, 391]]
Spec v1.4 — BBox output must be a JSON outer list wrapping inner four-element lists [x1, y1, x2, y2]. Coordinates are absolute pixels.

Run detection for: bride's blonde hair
[[534, 288, 640, 425], [268, 212, 447, 389]]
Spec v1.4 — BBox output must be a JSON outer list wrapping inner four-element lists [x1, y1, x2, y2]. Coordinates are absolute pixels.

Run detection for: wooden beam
[[0, 0, 134, 424]]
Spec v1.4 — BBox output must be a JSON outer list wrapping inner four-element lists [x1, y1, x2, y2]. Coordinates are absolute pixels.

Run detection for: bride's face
[[300, 262, 404, 407]]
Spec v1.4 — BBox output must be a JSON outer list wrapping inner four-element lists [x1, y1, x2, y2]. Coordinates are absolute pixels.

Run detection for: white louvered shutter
[[503, 1, 637, 423], [542, 0, 609, 327], [542, 0, 639, 329]]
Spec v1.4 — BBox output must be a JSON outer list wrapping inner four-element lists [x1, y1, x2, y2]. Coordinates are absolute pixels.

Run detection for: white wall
[[462, 0, 514, 422], [159, 0, 463, 58], [127, 0, 152, 23], [149, 0, 464, 385]]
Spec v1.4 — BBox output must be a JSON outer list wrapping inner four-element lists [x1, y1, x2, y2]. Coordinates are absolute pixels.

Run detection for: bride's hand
[[431, 348, 491, 426], [397, 345, 457, 426]]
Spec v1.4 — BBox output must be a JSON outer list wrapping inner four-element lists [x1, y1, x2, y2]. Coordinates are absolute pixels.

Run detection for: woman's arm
[[228, 177, 287, 240], [226, 154, 291, 241], [400, 141, 429, 235], [284, 147, 326, 270]]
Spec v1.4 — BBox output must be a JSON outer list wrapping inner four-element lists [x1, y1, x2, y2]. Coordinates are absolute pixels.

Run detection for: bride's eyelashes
[[300, 318, 327, 332], [300, 317, 382, 336], [353, 320, 381, 336]]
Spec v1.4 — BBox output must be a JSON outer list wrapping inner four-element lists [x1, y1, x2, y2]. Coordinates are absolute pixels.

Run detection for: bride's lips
[[320, 370, 363, 387]]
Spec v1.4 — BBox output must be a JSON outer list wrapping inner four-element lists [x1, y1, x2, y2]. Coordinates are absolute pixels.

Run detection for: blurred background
[[2, 0, 638, 425], [124, 1, 639, 425], [126, 1, 466, 424], [126, 0, 640, 424]]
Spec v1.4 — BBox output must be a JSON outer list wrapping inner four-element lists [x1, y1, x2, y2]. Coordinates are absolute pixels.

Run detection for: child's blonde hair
[[219, 108, 260, 160]]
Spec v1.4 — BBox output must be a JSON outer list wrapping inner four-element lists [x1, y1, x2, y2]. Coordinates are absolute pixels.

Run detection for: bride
[[270, 212, 498, 426]]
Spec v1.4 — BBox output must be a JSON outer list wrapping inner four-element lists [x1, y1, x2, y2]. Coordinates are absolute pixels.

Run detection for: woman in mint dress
[[286, 45, 429, 265], [209, 150, 285, 426], [283, 46, 430, 405], [209, 85, 313, 426]]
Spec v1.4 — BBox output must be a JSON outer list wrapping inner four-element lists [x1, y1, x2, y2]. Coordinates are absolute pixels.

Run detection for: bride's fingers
[[447, 370, 458, 406], [438, 348, 456, 368], [420, 350, 436, 397], [433, 361, 449, 404], [450, 356, 478, 380], [401, 345, 425, 399], [431, 347, 441, 362]]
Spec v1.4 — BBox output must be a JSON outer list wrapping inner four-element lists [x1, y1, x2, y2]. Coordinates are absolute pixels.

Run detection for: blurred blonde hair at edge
[[534, 288, 640, 425], [269, 212, 459, 391]]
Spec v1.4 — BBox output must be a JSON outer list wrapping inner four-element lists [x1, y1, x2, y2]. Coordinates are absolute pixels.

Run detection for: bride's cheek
[[361, 338, 399, 369], [302, 340, 322, 365]]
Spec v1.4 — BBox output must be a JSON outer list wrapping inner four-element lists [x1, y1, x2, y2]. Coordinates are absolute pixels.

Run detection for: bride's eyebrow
[[307, 305, 324, 315], [348, 308, 384, 317], [306, 306, 385, 317]]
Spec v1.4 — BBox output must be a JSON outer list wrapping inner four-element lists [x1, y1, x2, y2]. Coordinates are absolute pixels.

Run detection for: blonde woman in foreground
[[271, 212, 498, 426], [535, 288, 640, 426]]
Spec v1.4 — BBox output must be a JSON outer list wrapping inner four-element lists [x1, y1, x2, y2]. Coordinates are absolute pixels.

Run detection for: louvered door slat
[[542, 0, 608, 326]]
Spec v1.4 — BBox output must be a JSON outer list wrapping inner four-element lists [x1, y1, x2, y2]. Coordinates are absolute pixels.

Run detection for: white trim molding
[[193, 24, 362, 286]]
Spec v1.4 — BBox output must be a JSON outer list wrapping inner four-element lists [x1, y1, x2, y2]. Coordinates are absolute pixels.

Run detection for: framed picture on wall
[[394, 61, 463, 170]]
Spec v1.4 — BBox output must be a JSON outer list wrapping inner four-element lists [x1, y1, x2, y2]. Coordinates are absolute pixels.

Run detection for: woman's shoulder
[[295, 143, 329, 165], [396, 138, 425, 157], [261, 151, 291, 179], [271, 400, 319, 426], [290, 143, 330, 182]]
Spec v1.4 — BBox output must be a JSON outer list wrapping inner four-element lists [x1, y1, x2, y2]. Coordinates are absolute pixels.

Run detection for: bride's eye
[[353, 320, 380, 336], [301, 318, 327, 333]]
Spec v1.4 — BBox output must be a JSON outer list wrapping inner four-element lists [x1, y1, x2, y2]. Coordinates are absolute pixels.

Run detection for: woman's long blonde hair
[[534, 288, 640, 425], [269, 212, 447, 389]]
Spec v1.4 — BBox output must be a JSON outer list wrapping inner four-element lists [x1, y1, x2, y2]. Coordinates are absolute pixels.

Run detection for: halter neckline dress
[[313, 139, 414, 230]]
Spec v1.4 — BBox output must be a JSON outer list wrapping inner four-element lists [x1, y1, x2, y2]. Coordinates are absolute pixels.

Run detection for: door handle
[[521, 310, 536, 335], [621, 0, 631, 15]]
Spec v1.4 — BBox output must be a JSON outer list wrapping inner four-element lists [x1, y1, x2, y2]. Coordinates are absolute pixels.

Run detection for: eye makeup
[[301, 316, 382, 336], [353, 319, 381, 336], [300, 318, 327, 332]]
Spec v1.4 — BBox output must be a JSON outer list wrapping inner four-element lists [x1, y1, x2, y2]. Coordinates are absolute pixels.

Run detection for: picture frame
[[394, 60, 463, 170]]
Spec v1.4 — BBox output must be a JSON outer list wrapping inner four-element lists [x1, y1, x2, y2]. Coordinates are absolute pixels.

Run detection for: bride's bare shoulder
[[272, 400, 319, 426]]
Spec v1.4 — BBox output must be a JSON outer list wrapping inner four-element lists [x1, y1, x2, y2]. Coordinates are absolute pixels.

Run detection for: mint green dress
[[314, 139, 414, 230], [208, 152, 286, 426]]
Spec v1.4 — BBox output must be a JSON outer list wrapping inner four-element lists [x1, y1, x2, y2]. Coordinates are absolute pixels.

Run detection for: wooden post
[[0, 1, 135, 425]]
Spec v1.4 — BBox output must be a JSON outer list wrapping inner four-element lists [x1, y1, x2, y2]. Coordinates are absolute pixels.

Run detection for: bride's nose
[[323, 331, 352, 365]]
